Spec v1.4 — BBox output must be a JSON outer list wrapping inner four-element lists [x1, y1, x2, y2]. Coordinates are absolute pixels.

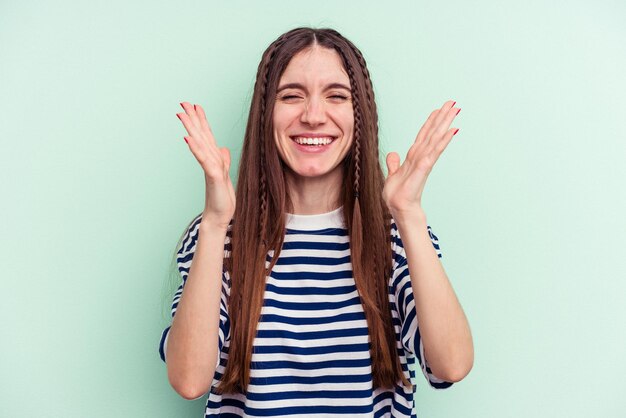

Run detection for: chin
[[298, 168, 329, 178], [285, 159, 343, 180]]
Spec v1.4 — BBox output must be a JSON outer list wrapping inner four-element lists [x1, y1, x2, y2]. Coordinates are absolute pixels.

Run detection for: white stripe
[[259, 303, 364, 318], [253, 334, 368, 348], [256, 318, 367, 333], [271, 261, 352, 273], [262, 289, 359, 304]]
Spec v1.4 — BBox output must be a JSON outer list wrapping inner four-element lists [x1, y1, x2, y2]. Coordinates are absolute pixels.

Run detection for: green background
[[1, 0, 624, 416]]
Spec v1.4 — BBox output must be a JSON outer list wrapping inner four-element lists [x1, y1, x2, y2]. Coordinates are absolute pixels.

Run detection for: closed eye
[[280, 95, 302, 101]]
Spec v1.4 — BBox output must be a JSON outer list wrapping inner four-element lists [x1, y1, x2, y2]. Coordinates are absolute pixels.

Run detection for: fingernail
[[453, 128, 460, 136], [194, 104, 197, 110], [452, 101, 456, 107], [180, 102, 185, 109], [184, 137, 189, 144], [176, 113, 181, 120], [456, 108, 461, 115]]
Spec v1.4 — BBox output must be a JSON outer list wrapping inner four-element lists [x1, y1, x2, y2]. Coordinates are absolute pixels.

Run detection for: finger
[[431, 100, 458, 137], [176, 111, 206, 141], [182, 131, 225, 176], [408, 110, 438, 160], [183, 135, 203, 162], [434, 127, 459, 156], [177, 112, 214, 158], [433, 103, 461, 139], [434, 100, 456, 124], [180, 101, 203, 130], [386, 152, 401, 176], [194, 104, 218, 146], [414, 110, 438, 145]]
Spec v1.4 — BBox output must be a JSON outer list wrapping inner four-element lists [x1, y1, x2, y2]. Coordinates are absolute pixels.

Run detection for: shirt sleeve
[[158, 214, 232, 372], [390, 221, 454, 390]]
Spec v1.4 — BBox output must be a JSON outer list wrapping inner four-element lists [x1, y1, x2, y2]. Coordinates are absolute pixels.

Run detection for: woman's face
[[272, 45, 354, 181]]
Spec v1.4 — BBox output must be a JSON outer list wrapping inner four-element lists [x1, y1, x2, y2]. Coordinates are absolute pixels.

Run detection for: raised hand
[[177, 102, 236, 229], [382, 100, 460, 217]]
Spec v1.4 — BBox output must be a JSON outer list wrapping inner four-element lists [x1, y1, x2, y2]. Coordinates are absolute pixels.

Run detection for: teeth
[[293, 136, 334, 145]]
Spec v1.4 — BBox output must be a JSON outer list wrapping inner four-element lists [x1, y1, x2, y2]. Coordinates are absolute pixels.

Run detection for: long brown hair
[[213, 27, 411, 393]]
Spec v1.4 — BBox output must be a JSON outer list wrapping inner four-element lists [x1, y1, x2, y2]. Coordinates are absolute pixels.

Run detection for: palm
[[382, 100, 461, 216], [177, 102, 236, 227]]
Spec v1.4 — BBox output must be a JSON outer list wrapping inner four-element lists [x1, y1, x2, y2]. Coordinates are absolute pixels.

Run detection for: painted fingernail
[[184, 137, 189, 144], [194, 104, 197, 110], [180, 102, 185, 109], [176, 113, 181, 120], [453, 128, 460, 136], [452, 101, 456, 107], [456, 108, 461, 115]]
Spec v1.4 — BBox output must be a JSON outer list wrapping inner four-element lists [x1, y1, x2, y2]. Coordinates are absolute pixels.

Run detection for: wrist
[[199, 215, 231, 233], [390, 206, 427, 225]]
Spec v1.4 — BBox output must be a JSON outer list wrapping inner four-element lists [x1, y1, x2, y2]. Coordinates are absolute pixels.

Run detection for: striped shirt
[[159, 206, 453, 417]]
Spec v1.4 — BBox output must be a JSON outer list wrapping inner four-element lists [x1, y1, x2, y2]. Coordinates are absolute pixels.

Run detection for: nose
[[300, 96, 327, 126]]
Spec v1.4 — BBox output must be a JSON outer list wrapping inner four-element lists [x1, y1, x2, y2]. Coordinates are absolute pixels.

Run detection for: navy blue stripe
[[432, 380, 454, 389], [177, 250, 194, 265], [262, 296, 362, 311], [396, 273, 411, 321], [286, 227, 348, 236], [259, 311, 365, 326], [372, 384, 413, 403], [269, 269, 353, 281], [374, 404, 391, 418], [158, 326, 170, 362], [244, 388, 373, 402], [253, 342, 370, 355], [394, 250, 408, 269], [274, 255, 351, 266], [391, 396, 413, 416], [282, 240, 350, 251], [402, 303, 417, 353], [180, 216, 203, 253]]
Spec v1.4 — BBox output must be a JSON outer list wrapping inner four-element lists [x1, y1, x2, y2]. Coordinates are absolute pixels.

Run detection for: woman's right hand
[[177, 102, 235, 230]]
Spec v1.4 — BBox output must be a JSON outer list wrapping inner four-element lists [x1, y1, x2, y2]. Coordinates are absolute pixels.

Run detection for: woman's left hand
[[382, 100, 461, 217]]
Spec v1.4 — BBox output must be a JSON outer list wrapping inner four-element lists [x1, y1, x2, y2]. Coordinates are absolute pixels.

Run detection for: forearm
[[166, 221, 227, 399], [394, 209, 474, 382]]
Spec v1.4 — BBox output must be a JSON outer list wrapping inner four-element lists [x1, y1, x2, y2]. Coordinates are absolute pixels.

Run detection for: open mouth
[[289, 136, 337, 147]]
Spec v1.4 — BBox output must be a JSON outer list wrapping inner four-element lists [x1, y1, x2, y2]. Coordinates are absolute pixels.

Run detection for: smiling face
[[272, 45, 354, 183]]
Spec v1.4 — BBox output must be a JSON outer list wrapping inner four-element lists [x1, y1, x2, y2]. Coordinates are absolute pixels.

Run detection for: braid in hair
[[338, 40, 411, 389], [349, 44, 379, 146], [257, 35, 287, 251], [345, 64, 362, 200], [345, 41, 385, 326]]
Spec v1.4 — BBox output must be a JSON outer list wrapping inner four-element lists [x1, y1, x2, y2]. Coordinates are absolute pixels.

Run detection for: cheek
[[341, 109, 355, 133], [272, 128, 285, 159]]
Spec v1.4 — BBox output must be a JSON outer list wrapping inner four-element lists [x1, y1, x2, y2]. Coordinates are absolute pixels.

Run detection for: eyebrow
[[276, 82, 351, 93]]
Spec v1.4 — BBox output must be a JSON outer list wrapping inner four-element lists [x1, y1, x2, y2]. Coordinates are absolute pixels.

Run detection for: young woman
[[160, 27, 473, 417]]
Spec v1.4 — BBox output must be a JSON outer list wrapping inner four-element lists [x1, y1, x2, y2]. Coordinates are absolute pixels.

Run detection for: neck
[[285, 167, 344, 215]]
